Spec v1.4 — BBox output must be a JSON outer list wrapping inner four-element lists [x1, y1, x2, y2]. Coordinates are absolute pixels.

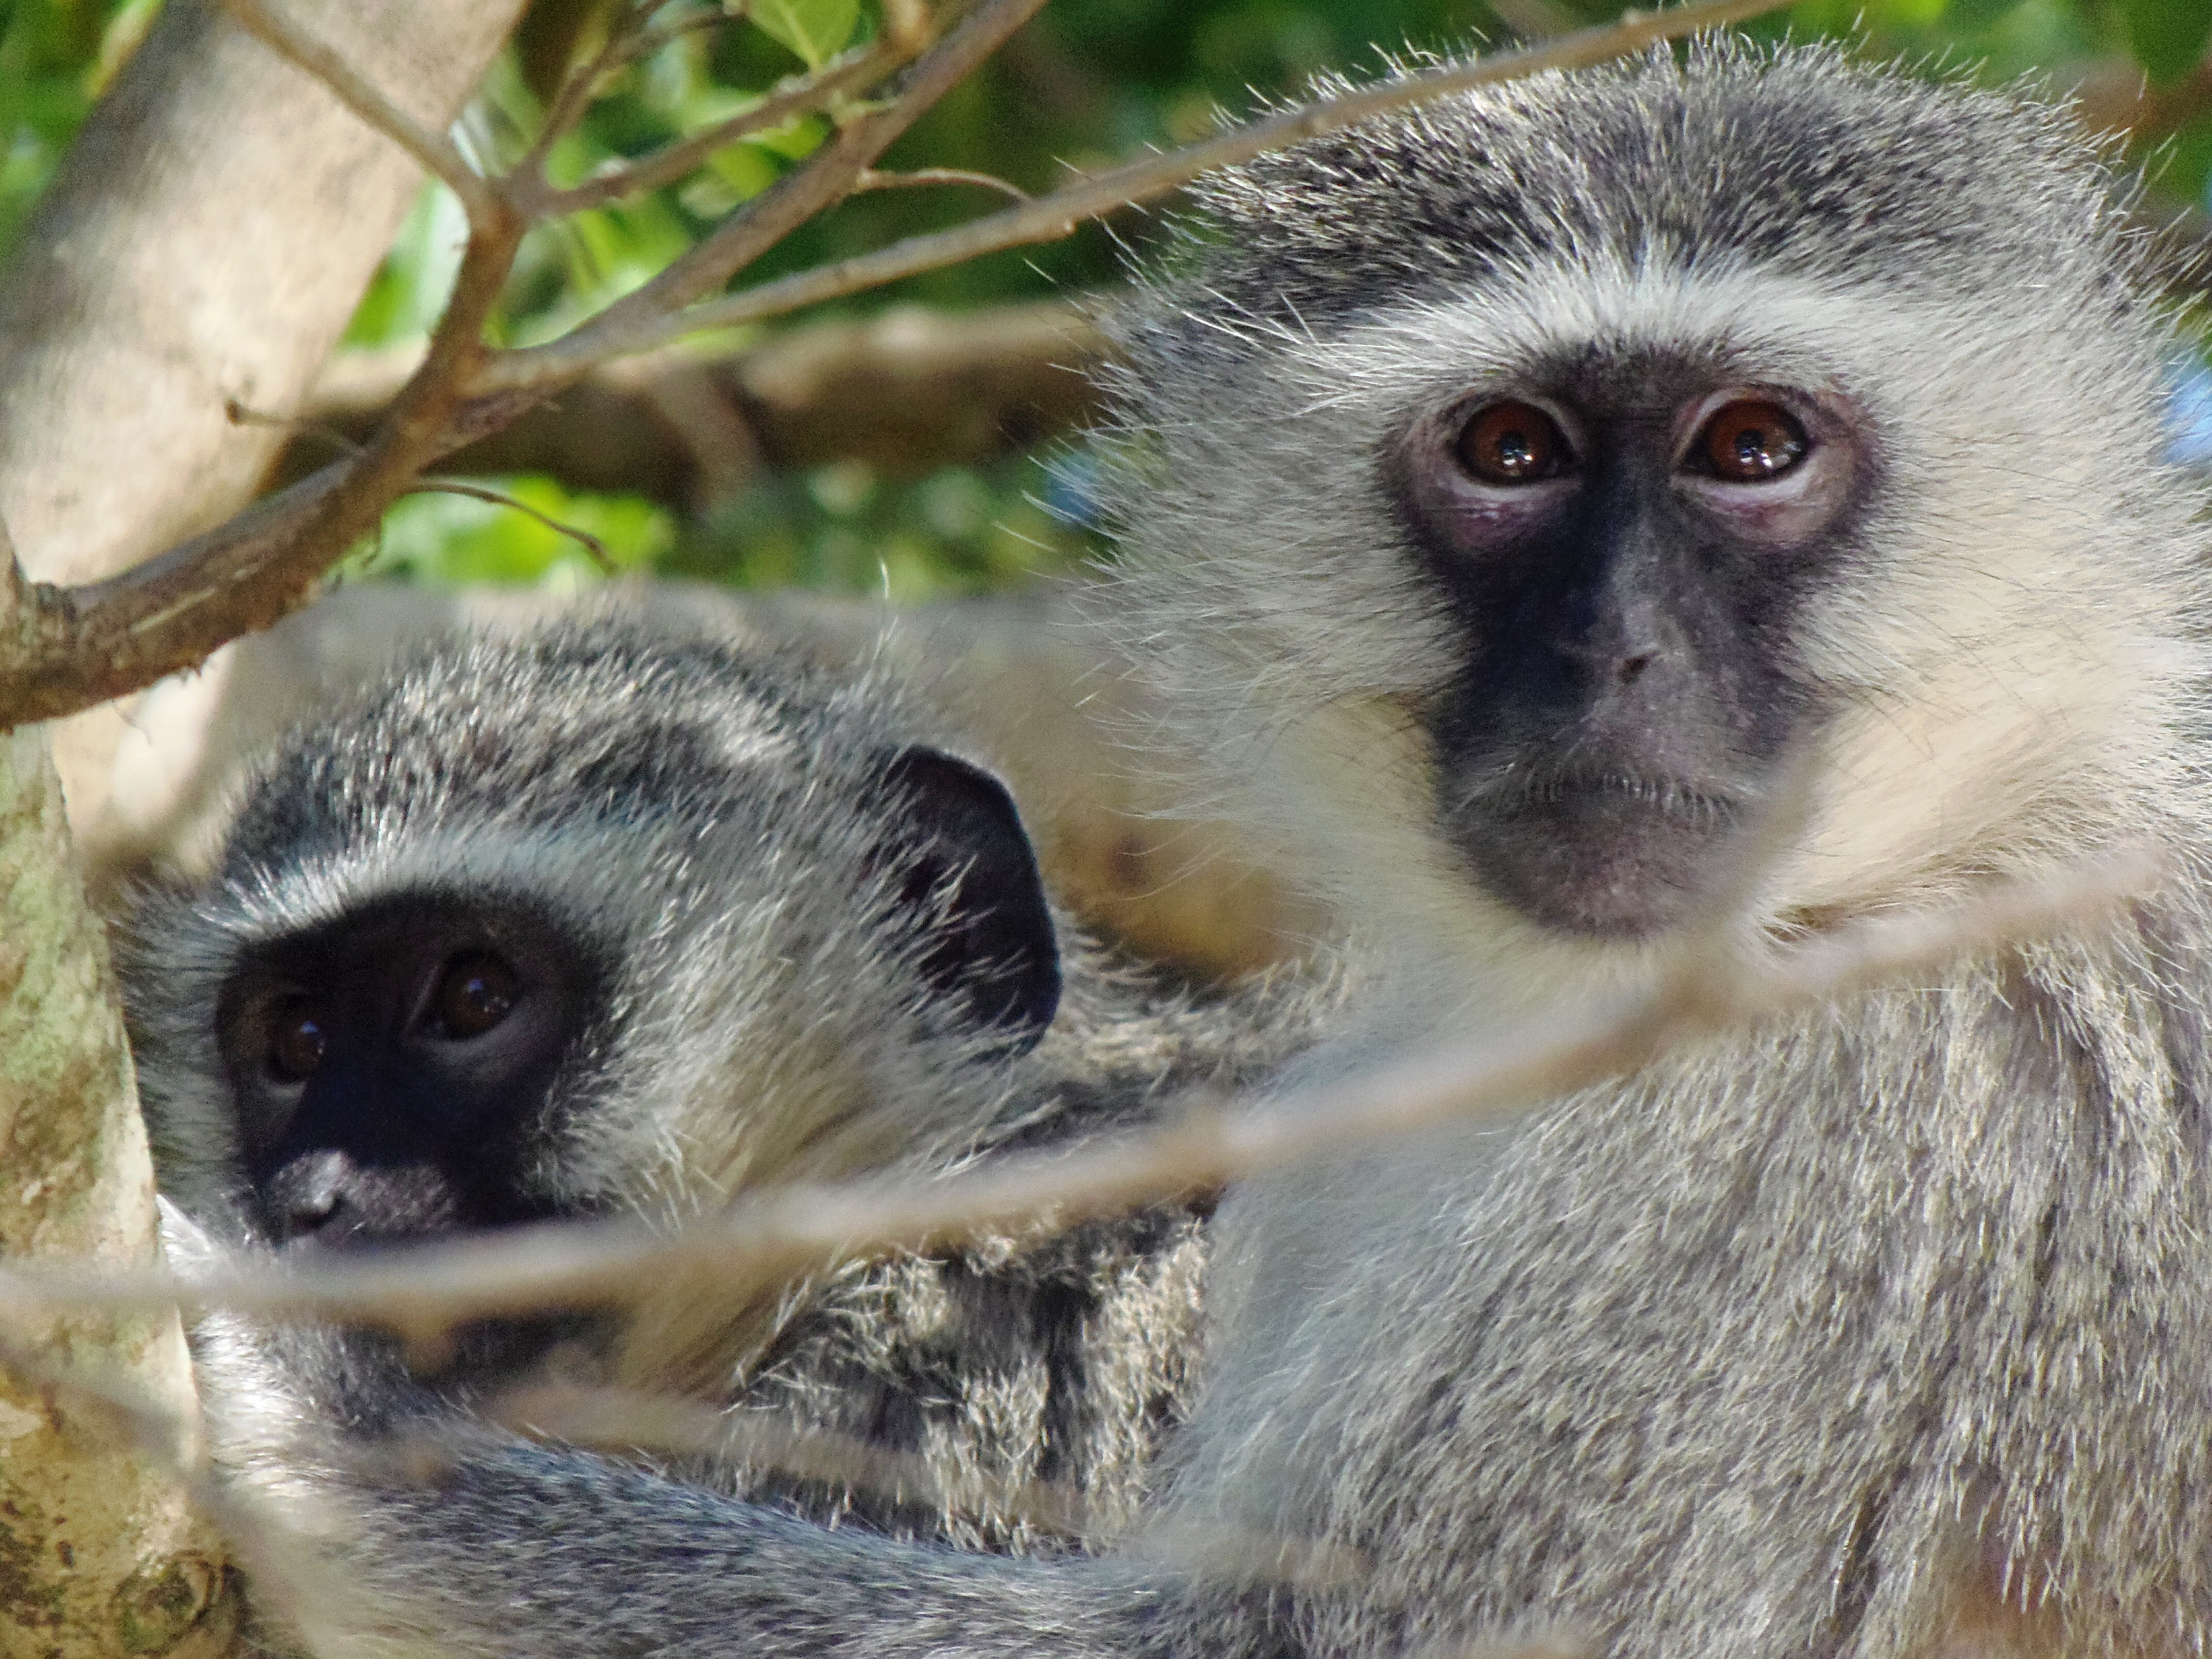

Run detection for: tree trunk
[[0, 726, 233, 1659], [0, 0, 527, 585], [0, 2, 525, 1652]]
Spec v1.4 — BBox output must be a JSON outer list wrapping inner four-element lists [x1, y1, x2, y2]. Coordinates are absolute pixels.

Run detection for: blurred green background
[[4, 0, 2210, 597]]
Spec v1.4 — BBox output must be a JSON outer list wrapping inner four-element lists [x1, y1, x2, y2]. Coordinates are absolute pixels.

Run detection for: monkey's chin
[[1447, 783, 1743, 941]]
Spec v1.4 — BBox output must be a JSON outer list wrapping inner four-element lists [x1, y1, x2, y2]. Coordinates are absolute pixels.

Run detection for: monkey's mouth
[[1442, 764, 1750, 939]]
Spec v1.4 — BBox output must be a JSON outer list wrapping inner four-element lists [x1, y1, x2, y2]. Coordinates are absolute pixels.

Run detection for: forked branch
[[0, 0, 1793, 734], [479, 0, 1797, 384]]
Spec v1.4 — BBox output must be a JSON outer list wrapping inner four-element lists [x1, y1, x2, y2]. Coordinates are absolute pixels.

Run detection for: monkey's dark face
[[1393, 356, 1861, 937], [215, 896, 599, 1248]]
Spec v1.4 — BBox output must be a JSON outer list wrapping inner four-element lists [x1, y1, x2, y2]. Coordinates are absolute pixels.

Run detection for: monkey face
[[125, 625, 1067, 1281], [1392, 361, 1862, 937], [212, 894, 601, 1247], [1098, 47, 2198, 973]]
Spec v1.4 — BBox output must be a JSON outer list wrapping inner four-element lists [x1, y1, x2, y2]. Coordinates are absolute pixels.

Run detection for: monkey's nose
[[266, 1150, 350, 1242]]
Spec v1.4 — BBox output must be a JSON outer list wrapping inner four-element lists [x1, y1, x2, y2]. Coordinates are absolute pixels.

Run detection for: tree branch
[[277, 299, 1106, 495], [530, 43, 917, 217], [851, 165, 1031, 201], [0, 206, 527, 728], [0, 847, 2157, 1346], [0, 0, 1798, 731], [515, 0, 1051, 375], [479, 0, 1795, 387]]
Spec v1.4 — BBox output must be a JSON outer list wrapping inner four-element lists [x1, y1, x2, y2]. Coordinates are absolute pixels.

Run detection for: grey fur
[[120, 613, 1326, 1652], [141, 41, 2212, 1659], [1091, 38, 2212, 1659]]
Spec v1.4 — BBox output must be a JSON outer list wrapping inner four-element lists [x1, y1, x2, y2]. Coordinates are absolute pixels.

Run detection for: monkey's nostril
[[270, 1150, 349, 1241], [1618, 651, 1658, 684], [279, 1190, 343, 1244]]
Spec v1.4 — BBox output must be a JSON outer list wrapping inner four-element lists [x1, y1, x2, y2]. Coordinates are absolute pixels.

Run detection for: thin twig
[[477, 0, 1795, 388], [852, 165, 1030, 201], [532, 44, 912, 216], [485, 0, 1054, 390], [215, 0, 505, 223], [518, 2, 655, 183], [224, 394, 369, 462], [0, 847, 2157, 1342], [405, 479, 619, 574]]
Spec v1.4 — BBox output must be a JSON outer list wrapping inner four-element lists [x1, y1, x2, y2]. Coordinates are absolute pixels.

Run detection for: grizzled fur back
[[120, 611, 1337, 1584]]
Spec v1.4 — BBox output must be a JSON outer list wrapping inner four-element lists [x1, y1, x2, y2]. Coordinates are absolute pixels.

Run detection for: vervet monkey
[[121, 616, 1323, 1588], [140, 41, 2212, 1659]]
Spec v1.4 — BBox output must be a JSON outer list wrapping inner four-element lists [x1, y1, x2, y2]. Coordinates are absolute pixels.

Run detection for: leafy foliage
[[7, 0, 2212, 597]]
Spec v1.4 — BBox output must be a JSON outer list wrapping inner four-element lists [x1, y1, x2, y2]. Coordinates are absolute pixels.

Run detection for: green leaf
[[748, 0, 860, 69], [2124, 0, 2212, 84]]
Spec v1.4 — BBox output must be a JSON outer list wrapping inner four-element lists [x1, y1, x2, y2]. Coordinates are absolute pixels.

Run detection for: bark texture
[[0, 0, 528, 587], [0, 3, 526, 1652], [0, 728, 234, 1659]]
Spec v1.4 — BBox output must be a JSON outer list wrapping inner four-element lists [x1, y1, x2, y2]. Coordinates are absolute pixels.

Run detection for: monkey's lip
[[1444, 765, 1751, 938], [1461, 766, 1746, 830]]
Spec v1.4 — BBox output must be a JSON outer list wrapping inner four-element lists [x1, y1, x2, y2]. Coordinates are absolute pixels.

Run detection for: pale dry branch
[[216, 0, 505, 223], [0, 846, 2158, 1345], [852, 165, 1032, 201], [479, 0, 1797, 387]]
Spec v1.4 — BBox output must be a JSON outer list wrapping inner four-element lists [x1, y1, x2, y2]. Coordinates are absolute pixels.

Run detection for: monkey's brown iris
[[1456, 402, 1570, 483], [1697, 400, 1807, 481], [429, 952, 519, 1039], [266, 997, 327, 1082]]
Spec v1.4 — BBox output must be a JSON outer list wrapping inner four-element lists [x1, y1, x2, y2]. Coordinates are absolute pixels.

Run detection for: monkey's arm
[[302, 1436, 1161, 1659], [166, 1204, 1172, 1659]]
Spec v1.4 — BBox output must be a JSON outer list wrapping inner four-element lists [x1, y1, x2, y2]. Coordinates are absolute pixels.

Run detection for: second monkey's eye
[[1454, 402, 1571, 484], [266, 995, 328, 1083], [422, 952, 519, 1040], [1692, 400, 1808, 483]]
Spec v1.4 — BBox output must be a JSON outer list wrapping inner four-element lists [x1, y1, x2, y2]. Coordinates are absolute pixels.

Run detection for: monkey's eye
[[1455, 402, 1571, 485], [265, 996, 328, 1083], [422, 952, 519, 1040], [1691, 400, 1808, 483]]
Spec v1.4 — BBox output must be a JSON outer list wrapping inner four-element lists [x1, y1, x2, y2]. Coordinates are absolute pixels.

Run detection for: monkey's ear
[[880, 747, 1062, 1053]]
